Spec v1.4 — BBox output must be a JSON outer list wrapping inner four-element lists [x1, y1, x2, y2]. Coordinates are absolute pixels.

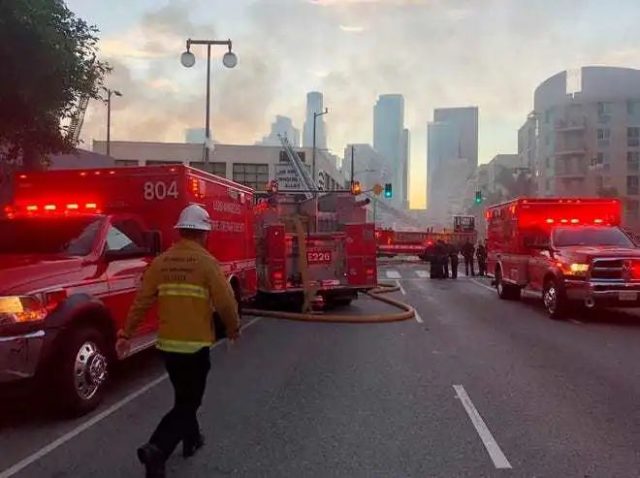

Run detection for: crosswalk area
[[378, 268, 486, 281]]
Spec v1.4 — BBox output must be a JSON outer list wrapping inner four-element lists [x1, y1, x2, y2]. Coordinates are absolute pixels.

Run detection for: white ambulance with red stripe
[[0, 165, 255, 414]]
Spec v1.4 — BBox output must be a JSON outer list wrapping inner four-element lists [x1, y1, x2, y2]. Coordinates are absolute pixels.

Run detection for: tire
[[55, 326, 110, 416], [543, 278, 567, 320], [495, 268, 521, 301]]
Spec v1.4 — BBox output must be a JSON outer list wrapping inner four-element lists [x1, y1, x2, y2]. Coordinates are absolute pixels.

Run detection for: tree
[[0, 0, 110, 171]]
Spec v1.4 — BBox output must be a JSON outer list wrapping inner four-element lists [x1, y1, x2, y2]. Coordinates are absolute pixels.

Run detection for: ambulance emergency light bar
[[4, 202, 100, 218], [488, 198, 621, 227]]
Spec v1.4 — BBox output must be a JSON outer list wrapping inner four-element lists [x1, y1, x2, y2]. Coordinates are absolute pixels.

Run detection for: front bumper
[[565, 280, 640, 307], [0, 330, 45, 383]]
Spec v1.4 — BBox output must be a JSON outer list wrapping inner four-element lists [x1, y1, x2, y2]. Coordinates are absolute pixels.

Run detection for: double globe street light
[[180, 39, 237, 169]]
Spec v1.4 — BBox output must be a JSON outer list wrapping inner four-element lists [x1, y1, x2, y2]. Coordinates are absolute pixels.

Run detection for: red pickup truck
[[0, 165, 256, 414], [487, 197, 640, 319]]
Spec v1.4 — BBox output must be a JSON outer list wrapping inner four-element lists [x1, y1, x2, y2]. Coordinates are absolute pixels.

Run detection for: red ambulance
[[0, 165, 255, 414], [487, 197, 640, 319]]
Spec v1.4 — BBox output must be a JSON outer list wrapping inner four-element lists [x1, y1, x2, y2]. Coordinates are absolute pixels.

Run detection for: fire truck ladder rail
[[278, 134, 317, 199]]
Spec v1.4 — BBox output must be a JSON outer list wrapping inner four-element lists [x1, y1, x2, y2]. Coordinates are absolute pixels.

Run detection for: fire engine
[[375, 227, 477, 258], [487, 197, 640, 319], [0, 165, 255, 414], [254, 190, 377, 308]]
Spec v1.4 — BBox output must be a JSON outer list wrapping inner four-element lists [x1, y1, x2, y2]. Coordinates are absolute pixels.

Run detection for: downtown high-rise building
[[373, 94, 407, 209], [302, 91, 327, 149], [427, 106, 478, 223]]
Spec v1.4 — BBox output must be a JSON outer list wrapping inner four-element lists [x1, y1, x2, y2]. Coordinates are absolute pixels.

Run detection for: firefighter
[[448, 242, 459, 279], [476, 241, 488, 277], [432, 240, 447, 279], [462, 239, 476, 276], [116, 204, 240, 478]]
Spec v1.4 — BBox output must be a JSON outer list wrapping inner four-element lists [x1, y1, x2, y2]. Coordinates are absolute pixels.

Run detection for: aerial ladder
[[277, 134, 317, 199], [66, 95, 90, 146]]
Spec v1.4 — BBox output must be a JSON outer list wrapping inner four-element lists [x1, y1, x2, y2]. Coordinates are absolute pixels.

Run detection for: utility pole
[[103, 88, 122, 157], [350, 145, 355, 186], [312, 107, 329, 183]]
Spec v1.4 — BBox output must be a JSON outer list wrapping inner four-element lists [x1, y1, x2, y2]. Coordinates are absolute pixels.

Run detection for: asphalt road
[[3, 259, 640, 477]]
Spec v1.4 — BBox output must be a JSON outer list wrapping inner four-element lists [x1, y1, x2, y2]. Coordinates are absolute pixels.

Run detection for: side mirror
[[144, 230, 162, 256]]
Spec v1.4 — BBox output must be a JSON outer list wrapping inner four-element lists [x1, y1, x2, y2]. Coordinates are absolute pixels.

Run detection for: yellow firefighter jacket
[[122, 239, 240, 353]]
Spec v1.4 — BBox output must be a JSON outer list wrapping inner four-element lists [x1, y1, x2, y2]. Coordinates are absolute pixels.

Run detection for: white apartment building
[[530, 66, 640, 229]]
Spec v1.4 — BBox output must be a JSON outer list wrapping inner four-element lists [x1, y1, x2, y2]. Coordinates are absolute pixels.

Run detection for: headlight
[[0, 296, 48, 326], [570, 263, 589, 273]]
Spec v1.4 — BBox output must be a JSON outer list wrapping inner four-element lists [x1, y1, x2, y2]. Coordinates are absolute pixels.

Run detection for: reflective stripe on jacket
[[123, 239, 240, 353]]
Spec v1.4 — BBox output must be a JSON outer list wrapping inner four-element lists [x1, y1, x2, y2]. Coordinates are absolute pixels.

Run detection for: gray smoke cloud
[[79, 0, 640, 207]]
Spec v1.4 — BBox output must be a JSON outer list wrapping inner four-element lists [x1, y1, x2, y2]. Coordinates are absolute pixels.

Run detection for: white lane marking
[[385, 270, 401, 279], [453, 385, 512, 469], [470, 278, 496, 292], [0, 317, 262, 478], [415, 270, 429, 278], [414, 310, 424, 323], [395, 280, 406, 295]]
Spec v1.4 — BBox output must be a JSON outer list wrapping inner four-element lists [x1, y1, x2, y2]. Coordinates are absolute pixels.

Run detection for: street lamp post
[[103, 88, 122, 157], [180, 38, 237, 171], [312, 107, 328, 184]]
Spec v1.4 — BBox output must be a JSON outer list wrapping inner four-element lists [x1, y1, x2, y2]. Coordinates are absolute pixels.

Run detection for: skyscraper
[[402, 128, 410, 209], [427, 121, 459, 208], [373, 94, 405, 208], [302, 92, 327, 149], [433, 106, 479, 169]]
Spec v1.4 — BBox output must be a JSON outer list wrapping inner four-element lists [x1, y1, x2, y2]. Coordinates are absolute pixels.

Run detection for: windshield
[[0, 217, 103, 256], [552, 227, 634, 248]]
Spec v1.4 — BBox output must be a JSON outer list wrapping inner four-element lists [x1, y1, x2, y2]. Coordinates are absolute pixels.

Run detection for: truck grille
[[590, 259, 640, 281]]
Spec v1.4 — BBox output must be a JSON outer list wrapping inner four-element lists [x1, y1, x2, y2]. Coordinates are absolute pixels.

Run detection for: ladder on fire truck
[[278, 134, 317, 199]]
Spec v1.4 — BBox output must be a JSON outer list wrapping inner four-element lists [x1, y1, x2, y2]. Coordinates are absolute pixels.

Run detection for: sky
[[67, 0, 640, 208]]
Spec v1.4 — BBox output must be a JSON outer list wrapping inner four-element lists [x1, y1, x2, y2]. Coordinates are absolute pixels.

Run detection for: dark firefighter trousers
[[150, 347, 211, 458]]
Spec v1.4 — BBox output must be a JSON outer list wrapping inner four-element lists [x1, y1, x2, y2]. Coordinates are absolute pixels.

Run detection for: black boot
[[183, 433, 205, 458], [137, 443, 166, 478]]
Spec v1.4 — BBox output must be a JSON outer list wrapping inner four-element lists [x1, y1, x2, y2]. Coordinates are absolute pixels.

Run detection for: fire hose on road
[[243, 282, 416, 324]]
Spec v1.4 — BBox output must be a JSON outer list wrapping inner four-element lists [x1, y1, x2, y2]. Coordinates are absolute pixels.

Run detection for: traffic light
[[384, 183, 392, 198], [350, 181, 362, 195], [474, 190, 483, 205]]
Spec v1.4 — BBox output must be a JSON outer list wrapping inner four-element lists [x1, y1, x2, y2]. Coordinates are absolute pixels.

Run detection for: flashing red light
[[169, 167, 177, 172], [85, 203, 97, 210], [594, 218, 604, 224], [570, 218, 580, 224], [109, 170, 116, 175], [546, 218, 554, 224], [44, 204, 56, 211], [273, 271, 284, 280], [66, 203, 79, 210], [26, 205, 38, 212], [79, 172, 87, 177], [18, 174, 27, 180], [560, 219, 569, 224], [94, 171, 101, 176]]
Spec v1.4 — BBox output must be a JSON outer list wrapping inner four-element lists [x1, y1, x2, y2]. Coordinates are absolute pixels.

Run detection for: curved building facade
[[531, 66, 640, 228]]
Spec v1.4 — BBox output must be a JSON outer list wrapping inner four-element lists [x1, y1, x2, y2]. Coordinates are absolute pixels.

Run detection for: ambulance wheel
[[543, 278, 567, 320], [55, 326, 109, 416], [495, 268, 520, 300]]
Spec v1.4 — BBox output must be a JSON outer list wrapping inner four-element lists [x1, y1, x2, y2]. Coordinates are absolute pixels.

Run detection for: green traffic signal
[[384, 183, 392, 198], [474, 190, 482, 204]]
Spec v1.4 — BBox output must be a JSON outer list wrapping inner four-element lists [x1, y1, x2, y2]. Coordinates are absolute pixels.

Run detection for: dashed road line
[[0, 318, 262, 478], [395, 279, 406, 295], [385, 270, 401, 279], [415, 270, 429, 278], [453, 385, 512, 470], [414, 310, 424, 323]]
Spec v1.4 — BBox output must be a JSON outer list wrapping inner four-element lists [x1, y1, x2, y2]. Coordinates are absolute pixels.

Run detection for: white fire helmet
[[174, 204, 212, 231]]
